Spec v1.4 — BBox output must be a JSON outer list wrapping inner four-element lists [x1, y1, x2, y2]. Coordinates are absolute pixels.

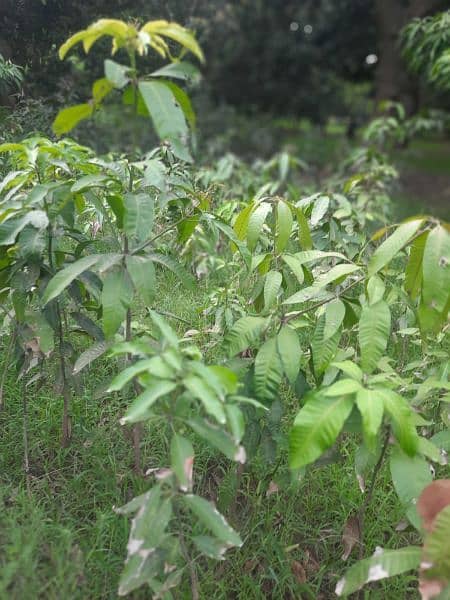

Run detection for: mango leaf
[[183, 495, 242, 546], [0, 210, 48, 246], [358, 300, 391, 374], [323, 379, 361, 397], [225, 316, 268, 357], [390, 447, 432, 528], [121, 380, 177, 424], [211, 218, 251, 270], [102, 269, 133, 338], [367, 219, 424, 277], [405, 231, 428, 299], [71, 174, 110, 192], [149, 310, 179, 348], [310, 196, 330, 227], [170, 434, 194, 492], [289, 392, 354, 469], [277, 326, 301, 385], [247, 202, 271, 251], [296, 207, 313, 250], [73, 340, 111, 375], [264, 270, 282, 310], [311, 314, 341, 377], [254, 337, 284, 402], [109, 358, 168, 391], [163, 80, 196, 129], [146, 253, 195, 290], [188, 417, 245, 463], [281, 254, 305, 284], [183, 375, 226, 424], [151, 61, 199, 81], [331, 360, 363, 382], [126, 255, 156, 306], [92, 77, 114, 104], [138, 80, 188, 142], [123, 193, 154, 242], [141, 20, 204, 62], [378, 388, 419, 456], [275, 200, 293, 253], [52, 103, 93, 136], [192, 536, 229, 560], [335, 546, 421, 597], [422, 225, 450, 314], [355, 388, 385, 447], [42, 254, 102, 305], [284, 264, 360, 304], [104, 58, 130, 88], [324, 298, 346, 340]]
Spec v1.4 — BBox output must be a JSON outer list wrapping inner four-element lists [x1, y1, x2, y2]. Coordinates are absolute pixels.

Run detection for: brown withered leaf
[[341, 513, 361, 561], [418, 480, 450, 533], [291, 560, 307, 584], [266, 481, 279, 497]]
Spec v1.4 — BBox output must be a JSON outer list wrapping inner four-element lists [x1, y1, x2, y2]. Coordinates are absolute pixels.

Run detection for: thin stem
[[57, 303, 71, 447], [0, 327, 16, 410], [22, 376, 31, 496]]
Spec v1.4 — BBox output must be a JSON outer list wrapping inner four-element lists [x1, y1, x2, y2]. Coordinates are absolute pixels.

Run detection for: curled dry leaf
[[341, 513, 361, 561]]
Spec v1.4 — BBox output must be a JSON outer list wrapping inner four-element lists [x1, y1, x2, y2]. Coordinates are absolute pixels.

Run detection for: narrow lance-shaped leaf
[[277, 326, 301, 385], [355, 388, 384, 448], [264, 270, 282, 310], [182, 495, 242, 546], [42, 254, 102, 305], [126, 256, 155, 306], [121, 380, 177, 424], [422, 225, 450, 314], [123, 193, 154, 243], [358, 300, 391, 374], [368, 218, 424, 277], [247, 202, 271, 251], [102, 269, 133, 338], [289, 392, 354, 469], [254, 337, 284, 402], [275, 200, 293, 253]]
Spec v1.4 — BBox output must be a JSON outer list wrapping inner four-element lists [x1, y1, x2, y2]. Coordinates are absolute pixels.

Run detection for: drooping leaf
[[121, 380, 177, 424], [138, 80, 188, 143], [378, 388, 419, 456], [263, 270, 282, 311], [73, 341, 111, 375], [183, 375, 226, 424], [246, 202, 271, 251], [311, 314, 341, 377], [295, 207, 313, 250], [404, 231, 428, 299], [284, 264, 360, 305], [141, 20, 204, 63], [289, 392, 354, 469], [188, 417, 244, 463], [170, 434, 194, 492], [358, 300, 391, 374], [0, 210, 48, 246], [355, 388, 385, 447], [104, 58, 130, 88], [52, 103, 93, 136], [323, 299, 346, 340], [123, 193, 154, 242], [146, 253, 195, 290]]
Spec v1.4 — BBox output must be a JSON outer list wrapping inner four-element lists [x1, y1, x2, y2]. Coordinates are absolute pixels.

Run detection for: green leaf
[[183, 375, 226, 424], [42, 255, 102, 305], [108, 358, 169, 391], [275, 200, 293, 253], [141, 20, 205, 63], [149, 310, 179, 348], [368, 219, 424, 277], [17, 226, 45, 258], [151, 61, 199, 81], [323, 299, 346, 340], [284, 264, 360, 305], [311, 314, 341, 377], [281, 254, 305, 284], [366, 275, 385, 305], [192, 536, 229, 560], [335, 546, 421, 596], [422, 225, 450, 314], [0, 210, 48, 246], [296, 207, 313, 250], [390, 447, 432, 528], [355, 388, 385, 446], [254, 337, 283, 402], [123, 193, 154, 242], [121, 380, 177, 424], [323, 379, 361, 396], [211, 218, 252, 271], [73, 340, 111, 375], [188, 417, 244, 462], [331, 361, 363, 382], [225, 316, 268, 357], [246, 202, 271, 251], [138, 80, 188, 142], [358, 300, 391, 374], [92, 77, 113, 103], [52, 103, 93, 136], [126, 256, 156, 306], [378, 388, 419, 456], [163, 80, 196, 129], [102, 269, 133, 338], [146, 252, 195, 290], [71, 174, 109, 192], [104, 58, 130, 88], [264, 270, 282, 310], [183, 495, 242, 547], [289, 392, 354, 469], [277, 326, 301, 385], [170, 434, 194, 492], [310, 196, 329, 227], [404, 231, 428, 299]]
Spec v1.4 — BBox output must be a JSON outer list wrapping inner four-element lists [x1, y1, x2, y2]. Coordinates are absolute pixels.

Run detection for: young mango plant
[[108, 311, 265, 596], [53, 18, 204, 161]]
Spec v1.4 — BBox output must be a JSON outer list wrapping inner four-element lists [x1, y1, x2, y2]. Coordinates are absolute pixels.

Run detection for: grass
[[0, 269, 426, 600]]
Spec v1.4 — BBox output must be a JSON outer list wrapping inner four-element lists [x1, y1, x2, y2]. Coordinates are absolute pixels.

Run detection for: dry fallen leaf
[[266, 481, 279, 497], [341, 513, 361, 561], [291, 560, 307, 584]]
